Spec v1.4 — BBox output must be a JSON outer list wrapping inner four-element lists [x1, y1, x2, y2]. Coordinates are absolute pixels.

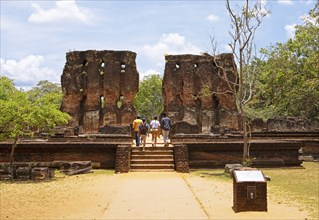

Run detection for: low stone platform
[[0, 134, 132, 169], [1, 132, 317, 173], [171, 133, 316, 169]]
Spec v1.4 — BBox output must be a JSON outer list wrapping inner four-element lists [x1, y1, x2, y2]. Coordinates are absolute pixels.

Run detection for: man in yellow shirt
[[132, 115, 143, 147]]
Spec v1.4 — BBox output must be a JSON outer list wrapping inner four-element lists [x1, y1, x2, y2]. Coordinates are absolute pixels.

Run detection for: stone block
[[174, 145, 189, 173], [115, 145, 131, 173], [31, 167, 51, 181], [16, 166, 31, 181]]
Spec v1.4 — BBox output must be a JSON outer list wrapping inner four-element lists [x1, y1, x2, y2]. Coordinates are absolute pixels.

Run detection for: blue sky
[[0, 0, 316, 90]]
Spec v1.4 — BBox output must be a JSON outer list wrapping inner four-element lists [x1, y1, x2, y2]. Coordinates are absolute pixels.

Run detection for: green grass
[[264, 162, 319, 219], [191, 162, 319, 219]]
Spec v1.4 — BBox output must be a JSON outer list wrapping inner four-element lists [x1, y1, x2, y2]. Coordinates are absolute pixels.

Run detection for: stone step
[[131, 159, 174, 164], [130, 164, 175, 170], [130, 169, 175, 172], [131, 155, 173, 160], [132, 144, 172, 147], [131, 151, 173, 156], [131, 147, 173, 152], [130, 145, 175, 172]]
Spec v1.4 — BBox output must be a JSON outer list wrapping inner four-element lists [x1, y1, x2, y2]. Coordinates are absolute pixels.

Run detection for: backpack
[[140, 123, 148, 135]]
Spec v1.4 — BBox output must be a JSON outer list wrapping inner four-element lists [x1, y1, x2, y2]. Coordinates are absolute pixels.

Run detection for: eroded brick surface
[[162, 53, 239, 134], [61, 50, 139, 134]]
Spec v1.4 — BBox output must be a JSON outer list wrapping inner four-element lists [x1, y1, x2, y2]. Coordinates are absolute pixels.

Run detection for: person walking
[[160, 113, 171, 147], [132, 115, 142, 147], [150, 116, 160, 147], [138, 118, 150, 151]]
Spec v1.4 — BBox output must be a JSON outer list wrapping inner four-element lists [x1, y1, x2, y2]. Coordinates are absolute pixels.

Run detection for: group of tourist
[[132, 114, 171, 151]]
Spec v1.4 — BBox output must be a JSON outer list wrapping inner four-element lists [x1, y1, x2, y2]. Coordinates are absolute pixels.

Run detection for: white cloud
[[138, 33, 203, 78], [140, 33, 202, 74], [305, 0, 315, 5], [301, 14, 319, 27], [140, 69, 161, 81], [142, 33, 202, 61], [206, 14, 220, 22], [277, 0, 294, 5], [260, 0, 271, 18], [28, 0, 90, 24], [285, 24, 296, 38], [0, 55, 58, 90]]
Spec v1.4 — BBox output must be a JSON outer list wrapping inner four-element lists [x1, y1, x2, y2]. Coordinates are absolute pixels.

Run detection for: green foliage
[[0, 77, 71, 163], [252, 5, 319, 119], [133, 74, 163, 121], [27, 80, 63, 106], [0, 76, 16, 100]]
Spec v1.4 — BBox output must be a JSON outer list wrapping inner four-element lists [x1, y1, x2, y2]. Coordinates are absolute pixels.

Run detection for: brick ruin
[[61, 50, 139, 134], [60, 50, 240, 135], [60, 50, 318, 135], [1, 50, 318, 174], [163, 53, 239, 134]]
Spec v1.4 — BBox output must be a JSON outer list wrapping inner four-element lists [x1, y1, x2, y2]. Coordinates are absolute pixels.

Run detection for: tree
[[27, 80, 63, 106], [134, 74, 163, 121], [0, 77, 71, 165], [253, 2, 319, 119], [214, 0, 269, 164]]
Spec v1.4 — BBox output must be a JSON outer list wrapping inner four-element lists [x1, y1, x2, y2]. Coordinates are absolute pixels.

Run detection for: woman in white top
[[150, 116, 160, 147]]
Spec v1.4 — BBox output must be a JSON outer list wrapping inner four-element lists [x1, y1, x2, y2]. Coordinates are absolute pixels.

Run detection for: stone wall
[[171, 135, 303, 168], [162, 53, 239, 135], [115, 145, 131, 173], [173, 145, 189, 173], [251, 117, 319, 132], [61, 50, 139, 134], [0, 142, 117, 168], [187, 141, 302, 168]]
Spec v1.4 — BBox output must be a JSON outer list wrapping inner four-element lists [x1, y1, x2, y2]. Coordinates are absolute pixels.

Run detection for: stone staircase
[[130, 145, 175, 172]]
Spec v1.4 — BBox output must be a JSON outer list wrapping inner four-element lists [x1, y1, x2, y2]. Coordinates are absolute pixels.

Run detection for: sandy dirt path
[[1, 171, 309, 220], [0, 173, 121, 219], [100, 172, 208, 219]]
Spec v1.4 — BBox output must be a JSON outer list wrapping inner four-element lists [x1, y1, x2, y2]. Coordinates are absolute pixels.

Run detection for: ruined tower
[[61, 50, 139, 134], [162, 53, 239, 134]]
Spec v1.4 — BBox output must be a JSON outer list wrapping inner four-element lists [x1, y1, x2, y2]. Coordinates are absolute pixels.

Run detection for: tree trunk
[[9, 137, 19, 166], [242, 114, 249, 163]]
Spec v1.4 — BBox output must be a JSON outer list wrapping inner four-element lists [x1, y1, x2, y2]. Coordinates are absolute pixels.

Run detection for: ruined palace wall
[[163, 53, 239, 134], [61, 50, 139, 133]]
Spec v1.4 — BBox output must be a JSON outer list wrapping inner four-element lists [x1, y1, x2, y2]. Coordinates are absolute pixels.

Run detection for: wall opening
[[100, 96, 105, 109], [121, 63, 126, 73], [117, 95, 124, 109], [82, 60, 88, 66]]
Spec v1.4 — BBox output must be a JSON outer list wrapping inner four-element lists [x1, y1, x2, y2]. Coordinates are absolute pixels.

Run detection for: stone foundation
[[0, 136, 133, 169], [115, 145, 131, 173], [173, 145, 189, 173], [171, 135, 303, 168]]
